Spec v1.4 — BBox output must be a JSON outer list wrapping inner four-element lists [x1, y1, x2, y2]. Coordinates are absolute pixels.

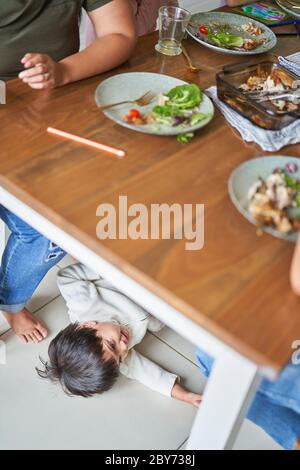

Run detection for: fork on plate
[[97, 90, 156, 111]]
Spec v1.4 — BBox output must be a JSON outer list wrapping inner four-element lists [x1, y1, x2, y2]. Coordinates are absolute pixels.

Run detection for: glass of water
[[155, 6, 191, 57]]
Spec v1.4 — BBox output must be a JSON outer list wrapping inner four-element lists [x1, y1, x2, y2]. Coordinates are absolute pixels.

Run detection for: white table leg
[[186, 352, 261, 450], [0, 219, 5, 260]]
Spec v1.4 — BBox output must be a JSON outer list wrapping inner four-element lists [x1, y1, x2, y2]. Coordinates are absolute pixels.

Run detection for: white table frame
[[0, 186, 277, 449]]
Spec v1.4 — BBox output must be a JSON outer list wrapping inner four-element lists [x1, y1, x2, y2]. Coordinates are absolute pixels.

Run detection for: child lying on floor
[[37, 263, 201, 407]]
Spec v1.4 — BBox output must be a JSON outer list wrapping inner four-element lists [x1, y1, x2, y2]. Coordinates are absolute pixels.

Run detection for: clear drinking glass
[[155, 6, 191, 57]]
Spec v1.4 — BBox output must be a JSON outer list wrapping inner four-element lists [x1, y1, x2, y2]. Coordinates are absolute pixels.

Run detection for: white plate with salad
[[95, 72, 214, 139], [187, 12, 277, 56], [229, 156, 300, 242]]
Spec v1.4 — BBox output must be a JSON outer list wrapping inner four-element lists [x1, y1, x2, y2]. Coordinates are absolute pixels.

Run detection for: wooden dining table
[[1, 3, 300, 449]]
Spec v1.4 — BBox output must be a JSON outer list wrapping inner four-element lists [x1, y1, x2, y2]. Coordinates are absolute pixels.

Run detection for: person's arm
[[61, 0, 137, 83], [226, 0, 253, 6], [19, 0, 137, 90], [120, 349, 202, 407], [171, 383, 202, 408], [290, 233, 300, 295], [57, 263, 106, 321], [86, 0, 179, 43], [134, 0, 179, 37]]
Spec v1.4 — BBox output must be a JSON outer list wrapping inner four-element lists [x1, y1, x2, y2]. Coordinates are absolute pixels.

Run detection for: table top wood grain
[[1, 6, 300, 370]]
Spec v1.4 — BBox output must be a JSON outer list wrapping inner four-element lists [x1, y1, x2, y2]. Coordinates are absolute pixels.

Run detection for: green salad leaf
[[190, 113, 211, 126], [150, 84, 207, 137], [151, 105, 176, 125], [208, 32, 244, 48], [152, 84, 202, 123], [166, 84, 202, 110], [285, 175, 300, 191], [151, 105, 173, 117], [177, 132, 194, 143]]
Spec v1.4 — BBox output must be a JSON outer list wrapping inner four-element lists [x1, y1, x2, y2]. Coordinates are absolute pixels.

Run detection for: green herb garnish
[[177, 132, 194, 143]]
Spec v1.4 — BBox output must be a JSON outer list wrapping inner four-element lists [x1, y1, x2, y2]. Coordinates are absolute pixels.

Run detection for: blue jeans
[[196, 349, 300, 450], [0, 206, 66, 312]]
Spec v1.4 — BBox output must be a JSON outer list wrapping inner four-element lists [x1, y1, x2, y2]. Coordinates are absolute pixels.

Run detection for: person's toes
[[29, 333, 37, 343], [20, 335, 28, 344], [37, 324, 48, 339], [33, 329, 43, 342], [25, 333, 35, 344]]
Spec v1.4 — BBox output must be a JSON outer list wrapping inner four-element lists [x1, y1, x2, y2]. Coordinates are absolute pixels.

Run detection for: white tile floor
[[0, 256, 281, 450]]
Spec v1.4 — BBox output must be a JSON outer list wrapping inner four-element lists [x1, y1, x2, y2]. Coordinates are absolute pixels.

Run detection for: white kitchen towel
[[206, 86, 300, 152], [278, 52, 300, 78]]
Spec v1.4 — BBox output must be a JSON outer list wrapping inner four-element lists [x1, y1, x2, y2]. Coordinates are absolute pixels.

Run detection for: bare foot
[[1, 309, 48, 344]]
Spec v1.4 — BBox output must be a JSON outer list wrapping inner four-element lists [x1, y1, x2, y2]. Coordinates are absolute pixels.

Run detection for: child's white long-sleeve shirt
[[57, 263, 178, 397]]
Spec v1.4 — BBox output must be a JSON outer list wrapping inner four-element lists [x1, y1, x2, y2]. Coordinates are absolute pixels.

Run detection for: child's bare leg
[[1, 309, 48, 344]]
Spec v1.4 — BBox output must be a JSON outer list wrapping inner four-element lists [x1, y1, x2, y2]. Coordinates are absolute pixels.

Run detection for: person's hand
[[18, 53, 65, 90], [185, 392, 203, 408], [171, 382, 203, 408]]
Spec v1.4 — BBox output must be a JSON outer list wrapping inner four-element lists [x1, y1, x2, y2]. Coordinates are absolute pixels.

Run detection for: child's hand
[[185, 392, 202, 408], [19, 53, 65, 90], [171, 382, 203, 408]]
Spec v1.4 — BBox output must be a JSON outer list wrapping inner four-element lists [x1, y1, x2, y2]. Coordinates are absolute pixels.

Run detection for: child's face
[[81, 321, 129, 363]]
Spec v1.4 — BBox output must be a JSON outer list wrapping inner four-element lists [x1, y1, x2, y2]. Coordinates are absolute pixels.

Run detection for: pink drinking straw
[[47, 127, 126, 159]]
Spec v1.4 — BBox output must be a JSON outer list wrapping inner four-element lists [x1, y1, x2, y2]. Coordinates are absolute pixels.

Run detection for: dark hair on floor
[[36, 323, 119, 397]]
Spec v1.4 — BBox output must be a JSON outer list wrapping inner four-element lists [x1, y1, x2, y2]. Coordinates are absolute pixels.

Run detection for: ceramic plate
[[95, 72, 214, 136], [187, 12, 277, 56], [228, 156, 300, 242], [276, 0, 300, 20]]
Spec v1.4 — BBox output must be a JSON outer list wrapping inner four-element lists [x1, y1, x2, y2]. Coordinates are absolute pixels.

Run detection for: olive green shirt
[[0, 0, 112, 81]]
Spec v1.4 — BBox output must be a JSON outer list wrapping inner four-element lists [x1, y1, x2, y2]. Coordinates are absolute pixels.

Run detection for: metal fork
[[247, 85, 300, 99], [256, 91, 300, 103], [181, 43, 216, 73], [181, 44, 201, 73], [97, 90, 156, 111]]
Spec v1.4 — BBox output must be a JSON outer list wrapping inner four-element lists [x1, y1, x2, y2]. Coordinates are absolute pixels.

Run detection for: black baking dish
[[216, 60, 300, 130]]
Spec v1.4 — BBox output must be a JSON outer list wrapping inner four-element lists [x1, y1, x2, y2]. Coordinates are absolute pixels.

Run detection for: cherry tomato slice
[[128, 109, 141, 119], [199, 25, 208, 35]]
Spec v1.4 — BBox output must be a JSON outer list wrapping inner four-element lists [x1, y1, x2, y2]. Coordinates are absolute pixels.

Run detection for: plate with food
[[95, 72, 214, 136], [275, 0, 300, 20], [229, 156, 300, 242], [187, 12, 277, 56]]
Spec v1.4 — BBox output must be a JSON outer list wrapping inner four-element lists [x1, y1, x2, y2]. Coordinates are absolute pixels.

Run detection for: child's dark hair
[[36, 323, 119, 397]]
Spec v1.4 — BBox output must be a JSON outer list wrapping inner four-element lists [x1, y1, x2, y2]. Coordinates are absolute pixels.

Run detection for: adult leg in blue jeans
[[0, 206, 66, 343], [196, 349, 300, 449]]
